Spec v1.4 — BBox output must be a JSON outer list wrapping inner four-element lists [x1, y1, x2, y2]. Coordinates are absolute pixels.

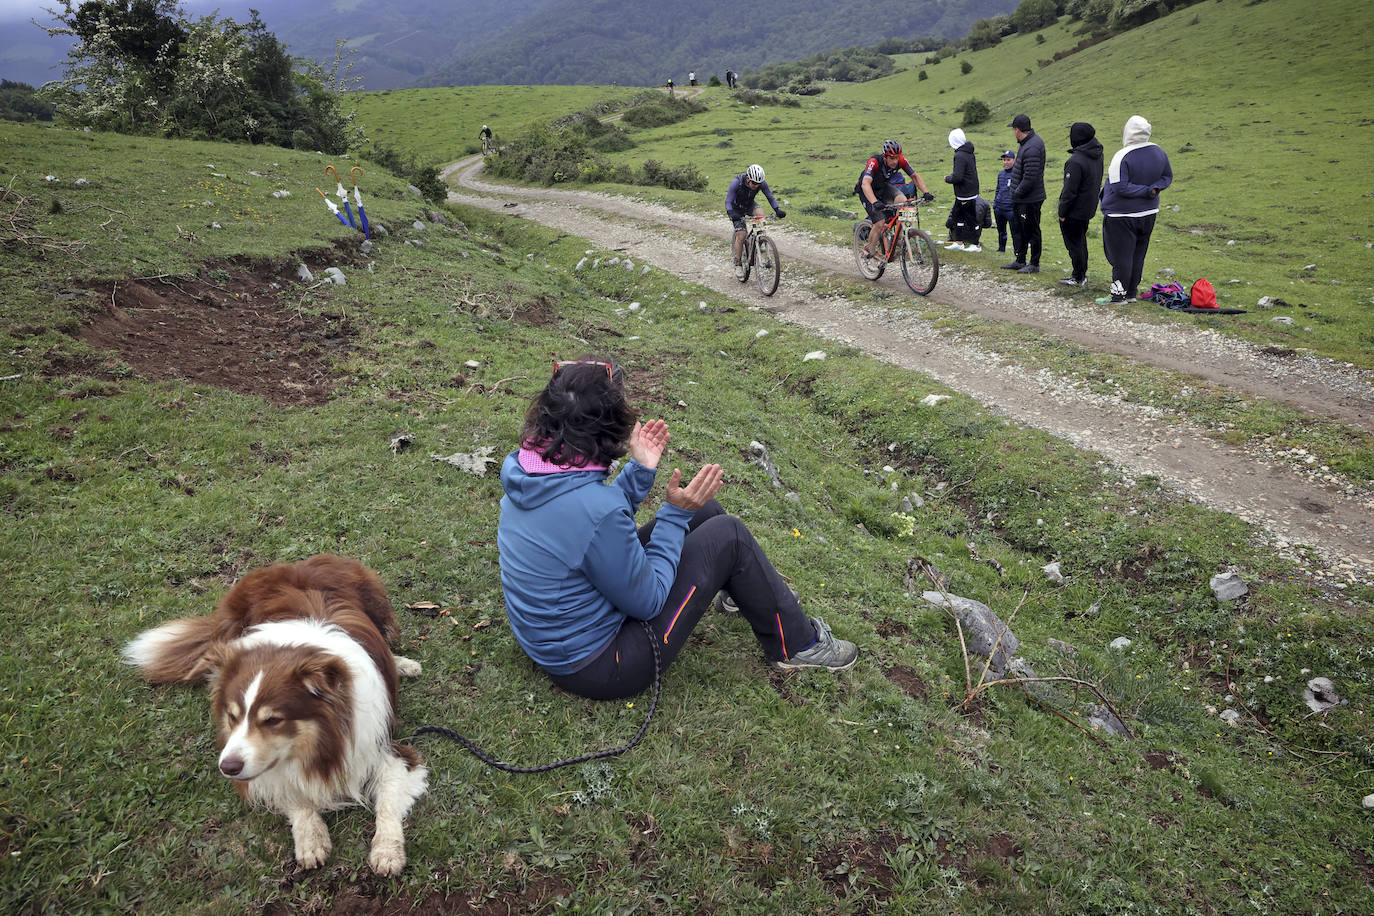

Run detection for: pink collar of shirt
[[517, 446, 609, 474]]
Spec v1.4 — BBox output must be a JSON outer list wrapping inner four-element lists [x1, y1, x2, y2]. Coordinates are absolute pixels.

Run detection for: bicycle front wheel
[[754, 236, 780, 296], [900, 227, 939, 295], [853, 220, 885, 280]]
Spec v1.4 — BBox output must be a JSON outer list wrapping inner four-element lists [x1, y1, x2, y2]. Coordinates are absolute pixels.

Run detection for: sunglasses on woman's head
[[552, 359, 617, 382]]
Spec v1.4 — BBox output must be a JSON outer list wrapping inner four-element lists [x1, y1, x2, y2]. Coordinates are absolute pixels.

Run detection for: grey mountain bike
[[735, 215, 781, 296]]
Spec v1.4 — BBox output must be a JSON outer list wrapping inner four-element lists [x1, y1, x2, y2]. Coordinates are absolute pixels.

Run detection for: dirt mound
[[74, 248, 357, 407]]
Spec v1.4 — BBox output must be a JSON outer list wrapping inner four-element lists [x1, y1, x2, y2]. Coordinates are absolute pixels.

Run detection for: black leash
[[403, 621, 661, 774]]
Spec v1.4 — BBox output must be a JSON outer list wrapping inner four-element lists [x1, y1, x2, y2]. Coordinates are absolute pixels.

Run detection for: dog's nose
[[220, 756, 244, 777]]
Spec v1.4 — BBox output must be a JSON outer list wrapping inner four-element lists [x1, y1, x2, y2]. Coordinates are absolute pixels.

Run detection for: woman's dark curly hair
[[521, 358, 635, 467]]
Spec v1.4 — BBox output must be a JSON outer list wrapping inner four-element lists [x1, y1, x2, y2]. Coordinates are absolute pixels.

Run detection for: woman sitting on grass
[[497, 358, 858, 700]]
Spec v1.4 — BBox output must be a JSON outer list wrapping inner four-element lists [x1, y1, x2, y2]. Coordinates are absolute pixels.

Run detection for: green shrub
[[363, 145, 447, 201], [734, 88, 801, 108], [640, 159, 708, 191], [708, 74, 721, 87], [960, 60, 973, 75], [960, 99, 992, 127], [918, 70, 928, 81]]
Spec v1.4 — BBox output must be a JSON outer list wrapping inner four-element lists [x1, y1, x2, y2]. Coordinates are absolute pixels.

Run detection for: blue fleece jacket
[[1099, 115, 1173, 218], [497, 452, 695, 674]]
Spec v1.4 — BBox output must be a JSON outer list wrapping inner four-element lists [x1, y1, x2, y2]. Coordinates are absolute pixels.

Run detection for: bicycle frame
[[874, 203, 920, 260]]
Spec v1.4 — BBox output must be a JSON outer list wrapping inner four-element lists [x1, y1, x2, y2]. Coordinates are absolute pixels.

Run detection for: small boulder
[[1209, 571, 1248, 602], [1304, 677, 1342, 714]]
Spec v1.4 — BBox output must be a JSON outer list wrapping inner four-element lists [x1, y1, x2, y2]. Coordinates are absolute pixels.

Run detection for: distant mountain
[[0, 0, 560, 91], [420, 0, 1019, 87], [0, 0, 1017, 92]]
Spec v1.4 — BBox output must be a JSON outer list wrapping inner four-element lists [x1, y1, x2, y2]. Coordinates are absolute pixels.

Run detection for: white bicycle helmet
[[746, 163, 765, 183]]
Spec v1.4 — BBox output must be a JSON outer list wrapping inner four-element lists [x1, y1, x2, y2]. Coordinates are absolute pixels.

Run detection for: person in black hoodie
[[1003, 113, 1046, 273], [1057, 122, 1104, 286], [943, 128, 982, 251]]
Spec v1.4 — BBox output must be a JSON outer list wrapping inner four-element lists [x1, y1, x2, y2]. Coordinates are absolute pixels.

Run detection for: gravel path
[[445, 158, 1373, 581]]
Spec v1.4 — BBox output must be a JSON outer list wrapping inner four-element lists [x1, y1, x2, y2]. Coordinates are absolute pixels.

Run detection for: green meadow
[[476, 0, 1374, 368], [2, 0, 1372, 913]]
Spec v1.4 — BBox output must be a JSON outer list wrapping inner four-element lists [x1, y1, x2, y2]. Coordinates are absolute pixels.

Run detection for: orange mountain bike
[[852, 200, 939, 295]]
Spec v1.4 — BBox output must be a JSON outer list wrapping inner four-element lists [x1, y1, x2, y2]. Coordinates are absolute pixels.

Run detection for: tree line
[[32, 0, 360, 153]]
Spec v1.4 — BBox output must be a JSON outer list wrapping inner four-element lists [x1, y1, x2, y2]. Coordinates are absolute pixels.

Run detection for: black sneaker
[[1001, 261, 1026, 270], [1058, 277, 1080, 286], [1017, 263, 1039, 274]]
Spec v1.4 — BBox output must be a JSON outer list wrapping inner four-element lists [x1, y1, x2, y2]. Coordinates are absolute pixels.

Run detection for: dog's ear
[[296, 655, 348, 700]]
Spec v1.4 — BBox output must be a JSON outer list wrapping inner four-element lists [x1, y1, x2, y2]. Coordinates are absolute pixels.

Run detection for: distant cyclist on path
[[858, 139, 933, 257], [726, 164, 785, 266]]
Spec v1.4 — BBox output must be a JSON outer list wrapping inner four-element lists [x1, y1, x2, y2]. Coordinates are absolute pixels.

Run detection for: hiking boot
[[1001, 260, 1025, 270], [772, 617, 858, 671], [1017, 263, 1039, 274]]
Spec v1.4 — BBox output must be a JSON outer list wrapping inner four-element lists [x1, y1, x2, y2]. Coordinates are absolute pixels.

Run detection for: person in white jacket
[[1097, 115, 1173, 304]]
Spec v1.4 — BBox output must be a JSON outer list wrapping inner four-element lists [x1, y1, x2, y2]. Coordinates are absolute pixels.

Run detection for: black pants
[[1101, 214, 1157, 298], [995, 211, 1012, 251], [1013, 201, 1042, 265], [1059, 216, 1090, 281], [549, 501, 816, 700], [950, 198, 980, 245]]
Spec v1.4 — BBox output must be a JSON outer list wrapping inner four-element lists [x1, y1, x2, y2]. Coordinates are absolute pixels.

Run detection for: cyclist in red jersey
[[859, 139, 933, 256]]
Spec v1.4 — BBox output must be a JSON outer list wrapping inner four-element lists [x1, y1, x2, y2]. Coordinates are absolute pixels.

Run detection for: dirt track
[[444, 157, 1373, 580]]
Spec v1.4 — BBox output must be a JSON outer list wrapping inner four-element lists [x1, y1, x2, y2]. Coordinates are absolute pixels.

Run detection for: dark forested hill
[[1, 0, 1015, 91], [420, 0, 1018, 87]]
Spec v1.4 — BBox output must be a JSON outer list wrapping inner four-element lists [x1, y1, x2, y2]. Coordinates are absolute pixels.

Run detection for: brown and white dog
[[122, 554, 427, 876]]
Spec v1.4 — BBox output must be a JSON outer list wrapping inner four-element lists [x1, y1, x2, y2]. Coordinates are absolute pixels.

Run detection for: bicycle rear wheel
[[754, 236, 780, 296], [900, 228, 939, 295], [853, 220, 885, 280]]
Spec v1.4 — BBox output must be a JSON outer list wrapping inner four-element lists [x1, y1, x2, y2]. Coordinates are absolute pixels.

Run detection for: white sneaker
[[964, 244, 982, 252], [944, 242, 965, 251]]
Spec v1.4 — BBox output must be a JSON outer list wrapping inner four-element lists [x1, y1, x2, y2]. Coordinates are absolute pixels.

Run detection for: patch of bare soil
[[445, 157, 1374, 580], [69, 247, 357, 407]]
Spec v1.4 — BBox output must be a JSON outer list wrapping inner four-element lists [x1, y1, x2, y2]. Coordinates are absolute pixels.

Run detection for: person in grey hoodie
[[943, 128, 981, 251], [1057, 122, 1104, 286], [1003, 113, 1046, 273], [1097, 115, 1173, 303]]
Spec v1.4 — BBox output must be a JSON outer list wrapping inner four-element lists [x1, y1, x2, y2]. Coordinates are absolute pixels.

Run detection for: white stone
[[1109, 637, 1132, 651], [802, 350, 826, 361], [920, 394, 950, 406]]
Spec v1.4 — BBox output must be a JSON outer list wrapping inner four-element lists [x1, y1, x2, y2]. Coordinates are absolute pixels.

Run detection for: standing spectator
[[725, 68, 737, 89], [943, 128, 982, 252], [1056, 122, 1104, 286], [689, 71, 698, 87], [992, 150, 1015, 253], [1097, 115, 1173, 304], [1002, 114, 1045, 274]]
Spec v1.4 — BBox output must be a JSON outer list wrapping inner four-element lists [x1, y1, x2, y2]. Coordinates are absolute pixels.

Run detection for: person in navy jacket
[[1097, 115, 1173, 304], [497, 359, 858, 700], [992, 150, 1015, 252]]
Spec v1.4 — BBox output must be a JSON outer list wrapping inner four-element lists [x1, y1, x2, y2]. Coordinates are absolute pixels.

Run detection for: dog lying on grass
[[122, 554, 427, 876]]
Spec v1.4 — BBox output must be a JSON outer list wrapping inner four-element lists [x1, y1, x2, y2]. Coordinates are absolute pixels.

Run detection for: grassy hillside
[[550, 0, 1374, 367], [352, 83, 640, 163], [3, 99, 1373, 914]]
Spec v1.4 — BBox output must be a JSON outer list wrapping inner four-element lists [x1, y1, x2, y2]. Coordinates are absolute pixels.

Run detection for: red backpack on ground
[[1189, 278, 1217, 309]]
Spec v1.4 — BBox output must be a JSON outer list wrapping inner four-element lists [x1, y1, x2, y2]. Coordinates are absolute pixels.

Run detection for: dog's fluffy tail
[[122, 617, 221, 683]]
